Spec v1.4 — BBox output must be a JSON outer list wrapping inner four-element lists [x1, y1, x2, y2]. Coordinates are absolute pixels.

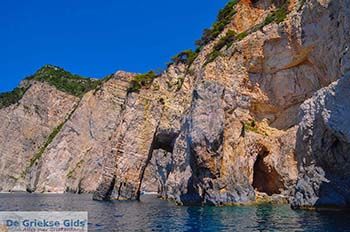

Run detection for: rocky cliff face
[[292, 74, 350, 209], [28, 72, 131, 194], [0, 0, 349, 208], [0, 82, 79, 192]]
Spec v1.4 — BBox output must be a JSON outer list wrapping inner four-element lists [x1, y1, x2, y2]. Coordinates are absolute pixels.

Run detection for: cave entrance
[[153, 130, 178, 153], [141, 149, 172, 194], [252, 146, 284, 196], [139, 129, 178, 197]]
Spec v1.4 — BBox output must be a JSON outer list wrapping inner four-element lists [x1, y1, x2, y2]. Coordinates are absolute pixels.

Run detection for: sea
[[0, 193, 349, 231]]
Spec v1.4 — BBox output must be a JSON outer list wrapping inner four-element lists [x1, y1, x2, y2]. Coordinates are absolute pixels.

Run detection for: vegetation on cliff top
[[166, 0, 238, 69], [205, 30, 236, 64], [0, 65, 104, 109], [128, 0, 239, 92], [27, 65, 101, 97], [196, 0, 238, 48], [0, 87, 29, 109], [205, 1, 290, 64], [128, 71, 159, 93], [170, 50, 198, 67], [234, 0, 289, 42], [3, 0, 290, 98]]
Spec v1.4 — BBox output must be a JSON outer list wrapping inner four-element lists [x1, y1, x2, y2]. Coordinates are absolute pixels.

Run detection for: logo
[[0, 212, 88, 232]]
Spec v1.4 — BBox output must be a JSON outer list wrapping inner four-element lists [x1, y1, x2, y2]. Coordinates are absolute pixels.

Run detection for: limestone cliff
[[292, 74, 350, 209], [0, 0, 349, 208], [0, 81, 79, 191]]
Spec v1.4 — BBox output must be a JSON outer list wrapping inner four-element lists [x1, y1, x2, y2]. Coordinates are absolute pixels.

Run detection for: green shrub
[[196, 0, 238, 48], [205, 30, 235, 64], [128, 71, 159, 93], [243, 120, 268, 136], [214, 30, 236, 51], [170, 50, 198, 66], [243, 121, 257, 132], [0, 87, 28, 109], [27, 65, 101, 97], [228, 1, 289, 43], [204, 0, 289, 65], [236, 31, 249, 41], [205, 50, 222, 65]]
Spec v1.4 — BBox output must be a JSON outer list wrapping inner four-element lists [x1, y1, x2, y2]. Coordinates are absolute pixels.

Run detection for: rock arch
[[252, 145, 284, 196]]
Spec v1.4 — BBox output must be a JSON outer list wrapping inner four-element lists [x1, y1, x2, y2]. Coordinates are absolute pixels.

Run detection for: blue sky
[[0, 0, 228, 93]]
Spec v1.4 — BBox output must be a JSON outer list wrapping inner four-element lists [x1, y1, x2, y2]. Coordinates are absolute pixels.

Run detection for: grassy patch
[[27, 65, 101, 97], [128, 71, 159, 93], [243, 120, 268, 136], [0, 87, 29, 109]]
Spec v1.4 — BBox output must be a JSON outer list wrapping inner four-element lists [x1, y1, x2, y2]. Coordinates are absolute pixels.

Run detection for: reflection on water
[[0, 193, 349, 231]]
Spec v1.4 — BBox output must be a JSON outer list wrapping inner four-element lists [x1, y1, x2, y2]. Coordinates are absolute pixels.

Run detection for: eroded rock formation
[[292, 75, 350, 209], [0, 0, 349, 208], [0, 82, 79, 192]]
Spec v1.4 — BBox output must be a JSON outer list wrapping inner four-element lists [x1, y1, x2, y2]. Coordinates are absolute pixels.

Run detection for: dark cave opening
[[252, 147, 284, 196], [153, 130, 178, 153], [138, 129, 178, 198]]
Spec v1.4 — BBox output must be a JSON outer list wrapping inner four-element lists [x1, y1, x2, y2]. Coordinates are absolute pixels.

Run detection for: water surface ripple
[[0, 193, 349, 231]]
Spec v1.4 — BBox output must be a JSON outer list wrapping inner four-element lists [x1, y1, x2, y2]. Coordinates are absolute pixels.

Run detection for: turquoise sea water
[[0, 193, 349, 231]]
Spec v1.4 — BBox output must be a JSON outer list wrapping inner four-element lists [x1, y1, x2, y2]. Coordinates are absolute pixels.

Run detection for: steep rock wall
[[88, 0, 350, 205], [158, 0, 349, 205], [292, 75, 350, 209], [25, 72, 131, 193], [0, 82, 78, 192]]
